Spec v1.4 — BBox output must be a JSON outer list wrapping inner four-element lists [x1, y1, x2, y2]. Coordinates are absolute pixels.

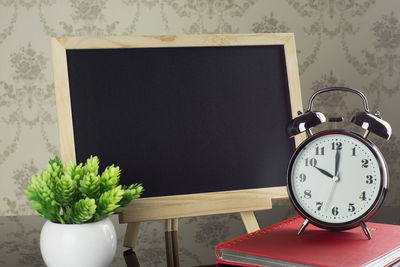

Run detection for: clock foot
[[297, 219, 310, 236], [361, 221, 371, 240]]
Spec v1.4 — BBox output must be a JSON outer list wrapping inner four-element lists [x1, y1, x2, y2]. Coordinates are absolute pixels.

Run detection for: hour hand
[[314, 166, 334, 179]]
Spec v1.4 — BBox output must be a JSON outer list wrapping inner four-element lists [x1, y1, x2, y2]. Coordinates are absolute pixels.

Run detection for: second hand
[[324, 148, 342, 213], [324, 174, 340, 212]]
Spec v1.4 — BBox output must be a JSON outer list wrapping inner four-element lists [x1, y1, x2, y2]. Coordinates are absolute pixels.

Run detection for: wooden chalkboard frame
[[51, 34, 305, 251]]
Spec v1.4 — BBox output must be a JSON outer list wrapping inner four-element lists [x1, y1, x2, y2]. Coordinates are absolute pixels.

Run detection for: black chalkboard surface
[[66, 45, 294, 198]]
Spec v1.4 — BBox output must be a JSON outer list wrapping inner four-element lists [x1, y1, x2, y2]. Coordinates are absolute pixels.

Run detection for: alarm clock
[[287, 87, 391, 239]]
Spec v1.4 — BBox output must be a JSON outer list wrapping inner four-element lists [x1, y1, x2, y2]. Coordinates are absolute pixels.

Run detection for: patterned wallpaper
[[1, 0, 400, 266]]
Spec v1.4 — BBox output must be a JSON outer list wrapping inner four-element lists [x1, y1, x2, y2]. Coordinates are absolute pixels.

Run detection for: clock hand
[[324, 182, 337, 212], [335, 148, 341, 176], [313, 166, 334, 179], [324, 173, 340, 212]]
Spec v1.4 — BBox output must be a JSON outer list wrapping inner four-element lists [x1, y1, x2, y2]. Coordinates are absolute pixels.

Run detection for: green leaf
[[25, 172, 60, 222], [45, 158, 63, 192], [100, 165, 120, 193], [79, 173, 101, 199], [83, 155, 99, 175], [65, 198, 96, 224], [64, 161, 84, 184], [55, 174, 78, 207], [94, 186, 124, 222], [119, 184, 143, 207], [48, 156, 63, 170]]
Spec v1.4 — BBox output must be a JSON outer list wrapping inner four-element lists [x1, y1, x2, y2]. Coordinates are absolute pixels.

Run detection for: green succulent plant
[[25, 156, 143, 224]]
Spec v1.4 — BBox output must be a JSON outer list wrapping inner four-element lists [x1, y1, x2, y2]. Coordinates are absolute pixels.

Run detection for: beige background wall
[[1, 0, 400, 266]]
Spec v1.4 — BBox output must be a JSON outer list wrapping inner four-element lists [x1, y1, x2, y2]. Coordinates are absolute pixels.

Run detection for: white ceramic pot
[[40, 217, 117, 267]]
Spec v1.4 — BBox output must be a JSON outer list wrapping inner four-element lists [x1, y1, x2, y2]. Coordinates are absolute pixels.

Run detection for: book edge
[[215, 216, 302, 260]]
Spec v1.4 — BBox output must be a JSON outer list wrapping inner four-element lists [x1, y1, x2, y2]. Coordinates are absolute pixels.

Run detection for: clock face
[[288, 131, 387, 227]]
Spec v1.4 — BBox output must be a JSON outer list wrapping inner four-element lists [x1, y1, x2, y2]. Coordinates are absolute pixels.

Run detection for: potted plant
[[25, 155, 143, 267]]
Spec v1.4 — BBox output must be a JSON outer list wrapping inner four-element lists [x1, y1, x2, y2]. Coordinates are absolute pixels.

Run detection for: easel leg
[[240, 211, 260, 233], [124, 249, 140, 267], [124, 222, 141, 248], [171, 218, 180, 267], [124, 222, 141, 267], [165, 218, 180, 267], [165, 219, 174, 267]]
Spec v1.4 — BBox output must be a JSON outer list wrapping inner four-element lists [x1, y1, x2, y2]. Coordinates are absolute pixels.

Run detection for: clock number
[[315, 147, 325, 155], [304, 190, 312, 199], [361, 159, 369, 168], [316, 202, 323, 211], [352, 147, 356, 156], [332, 207, 339, 216], [331, 142, 342, 150], [359, 191, 366, 201], [366, 175, 373, 184], [348, 203, 355, 212], [305, 158, 317, 167], [299, 173, 306, 182]]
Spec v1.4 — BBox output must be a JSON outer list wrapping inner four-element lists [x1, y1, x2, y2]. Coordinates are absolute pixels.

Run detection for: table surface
[[124, 249, 227, 267]]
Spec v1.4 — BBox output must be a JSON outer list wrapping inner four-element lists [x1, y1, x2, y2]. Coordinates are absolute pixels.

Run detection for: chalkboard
[[52, 34, 304, 221], [66, 45, 292, 197]]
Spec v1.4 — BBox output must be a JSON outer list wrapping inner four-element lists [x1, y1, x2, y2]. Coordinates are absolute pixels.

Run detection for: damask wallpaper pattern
[[1, 0, 400, 266]]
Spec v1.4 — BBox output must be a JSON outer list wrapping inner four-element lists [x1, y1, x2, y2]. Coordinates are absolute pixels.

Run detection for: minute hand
[[313, 166, 334, 179], [335, 148, 341, 176]]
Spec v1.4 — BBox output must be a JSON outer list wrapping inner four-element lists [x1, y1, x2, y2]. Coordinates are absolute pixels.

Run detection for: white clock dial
[[289, 132, 384, 224]]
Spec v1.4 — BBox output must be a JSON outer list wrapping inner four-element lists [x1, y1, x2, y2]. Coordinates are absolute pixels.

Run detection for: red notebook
[[216, 216, 400, 267]]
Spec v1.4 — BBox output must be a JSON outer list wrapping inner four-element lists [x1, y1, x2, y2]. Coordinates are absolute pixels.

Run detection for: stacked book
[[216, 216, 400, 267]]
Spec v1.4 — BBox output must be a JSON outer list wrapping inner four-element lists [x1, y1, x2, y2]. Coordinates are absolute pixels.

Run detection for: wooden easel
[[51, 33, 305, 267], [118, 186, 292, 266]]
